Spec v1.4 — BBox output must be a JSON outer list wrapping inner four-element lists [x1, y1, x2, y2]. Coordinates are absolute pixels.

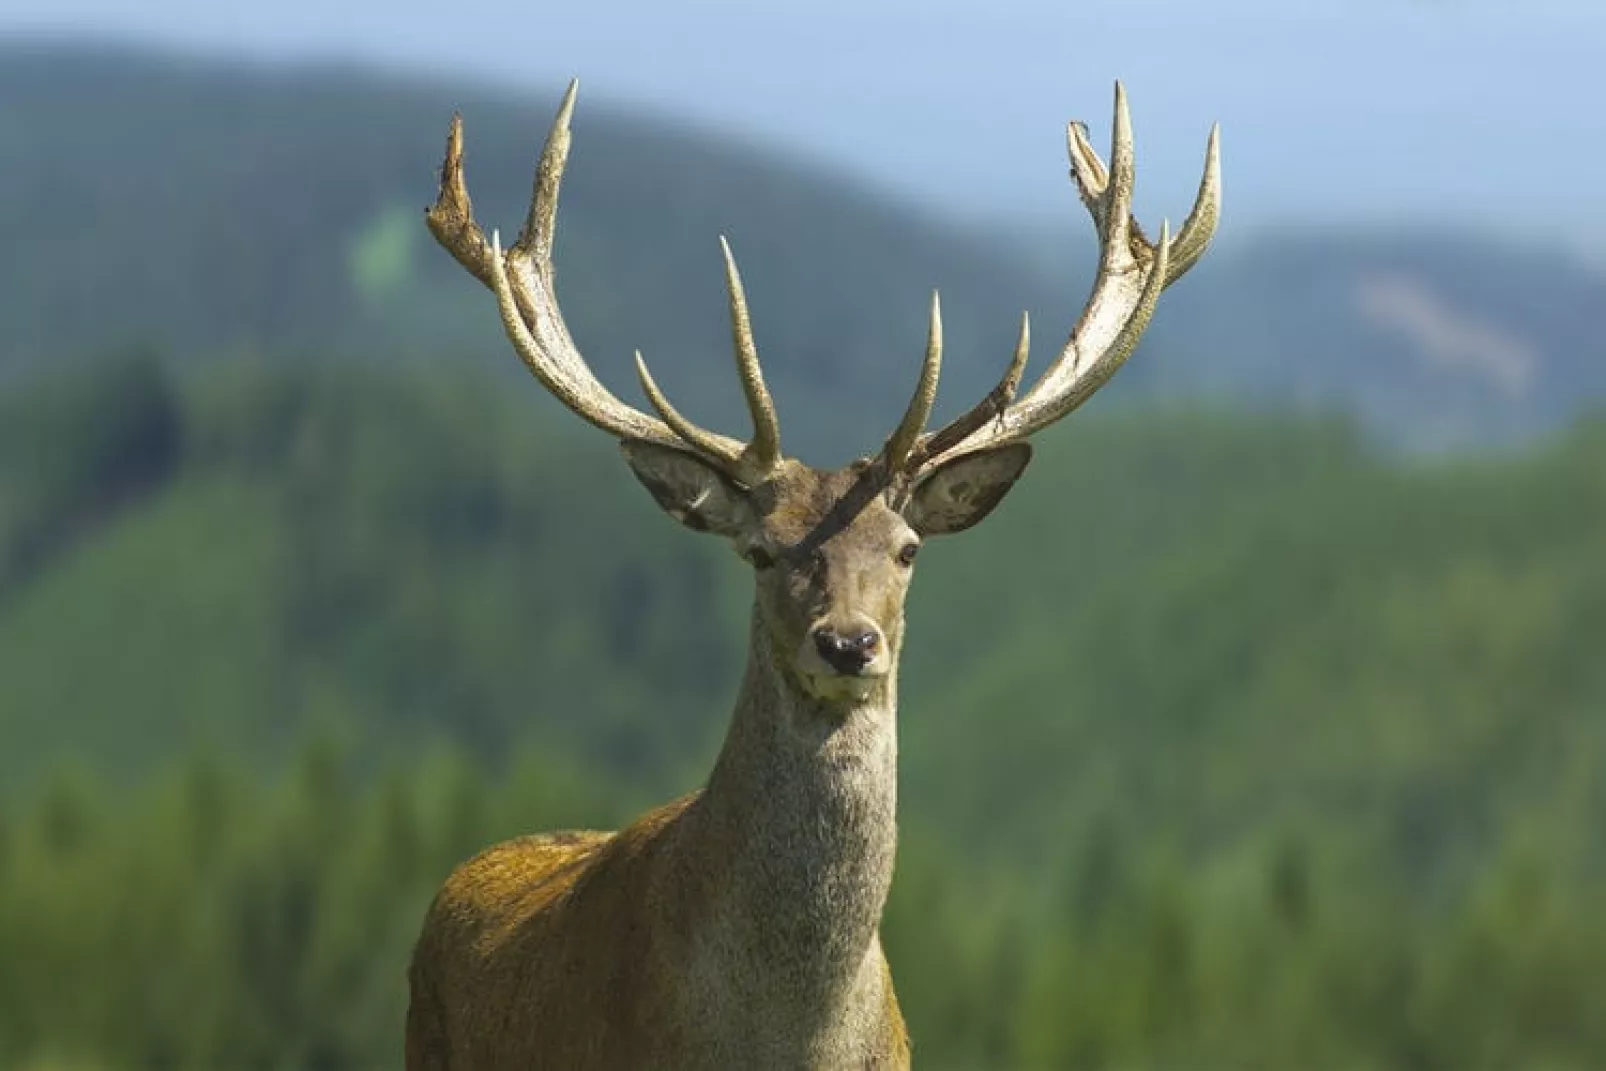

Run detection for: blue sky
[[5, 1, 1605, 249]]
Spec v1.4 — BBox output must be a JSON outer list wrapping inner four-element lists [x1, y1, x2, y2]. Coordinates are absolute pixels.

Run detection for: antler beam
[[892, 82, 1220, 477], [427, 81, 784, 486]]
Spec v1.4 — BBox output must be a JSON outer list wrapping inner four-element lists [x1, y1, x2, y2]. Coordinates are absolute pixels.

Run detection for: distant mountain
[[1148, 231, 1606, 451], [1017, 224, 1606, 451], [4, 41, 1605, 454], [0, 42, 1060, 466]]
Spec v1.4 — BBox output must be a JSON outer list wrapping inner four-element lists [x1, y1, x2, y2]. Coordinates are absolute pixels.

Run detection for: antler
[[885, 82, 1221, 478], [427, 81, 784, 486]]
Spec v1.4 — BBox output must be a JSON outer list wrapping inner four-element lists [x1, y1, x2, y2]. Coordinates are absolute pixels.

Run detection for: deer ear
[[904, 443, 1033, 536], [621, 441, 753, 537]]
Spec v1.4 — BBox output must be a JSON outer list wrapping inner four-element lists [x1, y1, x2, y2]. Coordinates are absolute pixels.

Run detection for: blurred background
[[2, 1, 1605, 1067]]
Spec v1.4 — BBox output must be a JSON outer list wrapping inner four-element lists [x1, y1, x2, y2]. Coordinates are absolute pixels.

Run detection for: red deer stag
[[406, 81, 1220, 1070]]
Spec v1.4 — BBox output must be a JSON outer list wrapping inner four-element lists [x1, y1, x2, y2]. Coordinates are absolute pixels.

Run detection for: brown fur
[[407, 455, 1030, 1070], [407, 791, 908, 1069]]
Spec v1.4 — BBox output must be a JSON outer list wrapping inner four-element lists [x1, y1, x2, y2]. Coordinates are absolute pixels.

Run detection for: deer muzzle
[[812, 625, 881, 675]]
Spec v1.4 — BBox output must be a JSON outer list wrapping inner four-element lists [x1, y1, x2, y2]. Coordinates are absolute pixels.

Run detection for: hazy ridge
[[4, 42, 1604, 454]]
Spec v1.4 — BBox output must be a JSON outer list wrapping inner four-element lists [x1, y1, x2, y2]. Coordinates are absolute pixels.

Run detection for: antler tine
[[426, 112, 495, 286], [1100, 81, 1138, 262], [1065, 121, 1107, 203], [719, 237, 783, 473], [908, 310, 1029, 470], [515, 79, 579, 266], [634, 350, 741, 461], [905, 84, 1218, 475], [882, 291, 943, 472], [1166, 122, 1222, 285], [428, 85, 788, 484]]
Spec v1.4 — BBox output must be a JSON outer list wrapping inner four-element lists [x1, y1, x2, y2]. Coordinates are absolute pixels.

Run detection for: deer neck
[[682, 606, 900, 1012]]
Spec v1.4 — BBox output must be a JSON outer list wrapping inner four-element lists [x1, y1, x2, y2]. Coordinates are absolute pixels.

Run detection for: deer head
[[426, 81, 1219, 713]]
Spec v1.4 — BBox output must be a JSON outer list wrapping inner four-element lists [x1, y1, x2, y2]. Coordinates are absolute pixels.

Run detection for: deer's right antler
[[427, 82, 784, 487]]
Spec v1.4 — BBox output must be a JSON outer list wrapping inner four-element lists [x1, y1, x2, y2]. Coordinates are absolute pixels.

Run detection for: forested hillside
[[2, 357, 1604, 1068]]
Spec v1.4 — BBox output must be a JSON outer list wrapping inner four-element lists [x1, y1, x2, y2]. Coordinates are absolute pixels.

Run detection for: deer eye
[[742, 545, 776, 570], [896, 541, 920, 567]]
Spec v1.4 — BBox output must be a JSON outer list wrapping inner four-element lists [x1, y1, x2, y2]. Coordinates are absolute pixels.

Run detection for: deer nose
[[812, 626, 880, 675]]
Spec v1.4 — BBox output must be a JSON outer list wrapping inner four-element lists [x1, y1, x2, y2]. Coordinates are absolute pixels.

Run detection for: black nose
[[813, 627, 879, 675]]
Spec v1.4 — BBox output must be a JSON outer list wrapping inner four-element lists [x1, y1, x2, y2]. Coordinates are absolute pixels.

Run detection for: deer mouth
[[800, 663, 889, 704]]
